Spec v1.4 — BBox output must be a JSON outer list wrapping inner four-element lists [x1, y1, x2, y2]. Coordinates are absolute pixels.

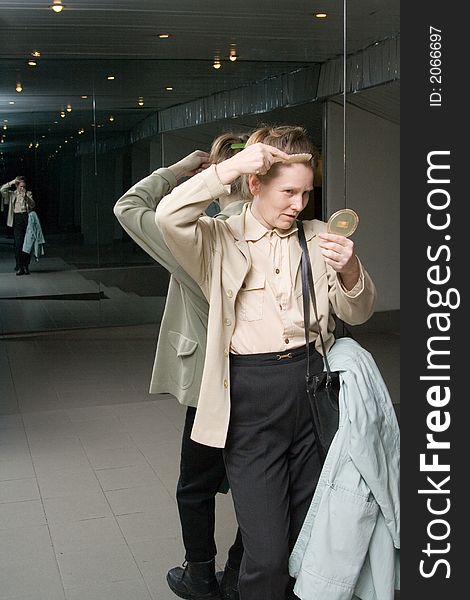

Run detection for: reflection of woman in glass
[[155, 125, 376, 600], [114, 133, 250, 600], [0, 176, 35, 275]]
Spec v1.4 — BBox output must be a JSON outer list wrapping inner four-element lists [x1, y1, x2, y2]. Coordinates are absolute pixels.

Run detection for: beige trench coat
[[114, 168, 246, 407], [156, 166, 377, 448]]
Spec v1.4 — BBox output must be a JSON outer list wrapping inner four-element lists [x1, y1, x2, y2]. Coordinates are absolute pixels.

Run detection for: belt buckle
[[276, 352, 292, 361]]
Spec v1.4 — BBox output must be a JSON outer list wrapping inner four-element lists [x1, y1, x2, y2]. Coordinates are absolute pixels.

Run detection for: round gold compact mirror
[[327, 208, 359, 237]]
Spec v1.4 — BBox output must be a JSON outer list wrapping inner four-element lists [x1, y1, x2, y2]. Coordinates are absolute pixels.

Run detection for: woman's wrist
[[167, 164, 186, 181], [214, 158, 241, 185], [338, 257, 360, 291]]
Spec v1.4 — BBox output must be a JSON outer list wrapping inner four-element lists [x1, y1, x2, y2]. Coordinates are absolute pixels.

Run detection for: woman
[[0, 176, 35, 275], [114, 132, 250, 600], [155, 125, 377, 600]]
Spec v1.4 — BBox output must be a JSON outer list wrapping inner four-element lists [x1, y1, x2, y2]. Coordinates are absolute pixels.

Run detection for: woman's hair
[[210, 131, 250, 197], [209, 131, 250, 164], [243, 125, 319, 197]]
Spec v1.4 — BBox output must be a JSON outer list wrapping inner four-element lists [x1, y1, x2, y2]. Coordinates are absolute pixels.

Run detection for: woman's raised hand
[[169, 150, 211, 180], [318, 232, 360, 291], [215, 143, 291, 184]]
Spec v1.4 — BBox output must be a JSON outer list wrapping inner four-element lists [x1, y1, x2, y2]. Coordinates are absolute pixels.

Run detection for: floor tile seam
[[36, 430, 139, 595], [121, 427, 179, 501], [0, 496, 41, 506], [16, 407, 70, 599], [91, 460, 156, 600]]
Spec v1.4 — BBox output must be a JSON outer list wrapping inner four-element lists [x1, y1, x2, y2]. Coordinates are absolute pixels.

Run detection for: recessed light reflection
[[50, 2, 65, 13]]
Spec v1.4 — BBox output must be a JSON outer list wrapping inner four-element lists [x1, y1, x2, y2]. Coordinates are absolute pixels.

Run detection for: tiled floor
[[0, 325, 239, 600], [0, 251, 400, 600]]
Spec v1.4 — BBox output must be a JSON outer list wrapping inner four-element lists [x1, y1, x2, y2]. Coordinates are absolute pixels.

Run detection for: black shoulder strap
[[297, 220, 332, 382]]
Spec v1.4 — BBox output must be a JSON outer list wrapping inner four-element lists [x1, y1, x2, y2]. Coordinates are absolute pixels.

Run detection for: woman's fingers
[[318, 232, 355, 272]]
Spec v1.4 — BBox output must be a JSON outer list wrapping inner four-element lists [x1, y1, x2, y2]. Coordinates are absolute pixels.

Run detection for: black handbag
[[298, 220, 340, 463]]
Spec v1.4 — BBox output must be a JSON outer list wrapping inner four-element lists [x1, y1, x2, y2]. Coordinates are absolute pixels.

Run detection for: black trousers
[[224, 344, 324, 600], [177, 405, 244, 566], [13, 212, 30, 270]]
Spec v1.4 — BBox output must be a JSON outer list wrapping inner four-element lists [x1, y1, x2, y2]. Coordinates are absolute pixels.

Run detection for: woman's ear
[[248, 174, 261, 197]]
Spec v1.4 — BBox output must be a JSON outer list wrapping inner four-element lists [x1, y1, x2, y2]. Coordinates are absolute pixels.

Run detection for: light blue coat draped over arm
[[289, 337, 400, 600]]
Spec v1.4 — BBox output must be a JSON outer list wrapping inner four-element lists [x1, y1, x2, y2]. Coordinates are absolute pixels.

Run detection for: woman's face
[[250, 162, 314, 230], [17, 181, 26, 192]]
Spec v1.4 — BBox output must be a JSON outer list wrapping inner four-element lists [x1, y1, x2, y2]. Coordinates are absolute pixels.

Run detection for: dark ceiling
[[0, 0, 400, 154]]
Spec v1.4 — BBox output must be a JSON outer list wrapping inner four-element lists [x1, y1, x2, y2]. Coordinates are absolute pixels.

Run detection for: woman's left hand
[[318, 232, 360, 289]]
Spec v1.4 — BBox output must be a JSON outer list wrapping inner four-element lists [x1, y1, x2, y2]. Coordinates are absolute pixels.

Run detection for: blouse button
[[226, 289, 233, 298], [223, 379, 229, 389], [224, 349, 229, 357], [284, 338, 290, 344], [275, 268, 280, 274], [224, 318, 232, 326]]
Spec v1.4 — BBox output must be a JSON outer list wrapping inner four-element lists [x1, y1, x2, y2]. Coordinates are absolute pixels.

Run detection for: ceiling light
[[213, 58, 221, 69], [66, 104, 72, 112], [138, 97, 144, 106], [28, 60, 37, 67], [165, 86, 174, 91], [3, 120, 8, 123], [109, 115, 115, 122], [314, 12, 328, 19], [81, 95, 88, 99], [107, 75, 115, 80], [31, 50, 41, 57], [229, 46, 237, 62], [60, 111, 65, 118], [16, 82, 23, 93], [3, 125, 7, 131], [9, 101, 15, 105], [50, 1, 65, 13], [158, 33, 171, 39]]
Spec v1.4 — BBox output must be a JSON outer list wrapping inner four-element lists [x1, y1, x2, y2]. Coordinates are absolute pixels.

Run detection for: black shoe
[[16, 268, 25, 276], [14, 266, 19, 272], [216, 564, 239, 600], [24, 267, 30, 274], [167, 559, 221, 600]]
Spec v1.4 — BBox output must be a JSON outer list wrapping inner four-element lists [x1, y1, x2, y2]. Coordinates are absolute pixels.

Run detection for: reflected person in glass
[[0, 176, 35, 275], [114, 132, 252, 600]]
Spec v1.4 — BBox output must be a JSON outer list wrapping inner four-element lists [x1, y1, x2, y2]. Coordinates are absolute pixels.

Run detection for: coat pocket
[[237, 269, 265, 322], [168, 331, 199, 390], [296, 482, 379, 591]]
